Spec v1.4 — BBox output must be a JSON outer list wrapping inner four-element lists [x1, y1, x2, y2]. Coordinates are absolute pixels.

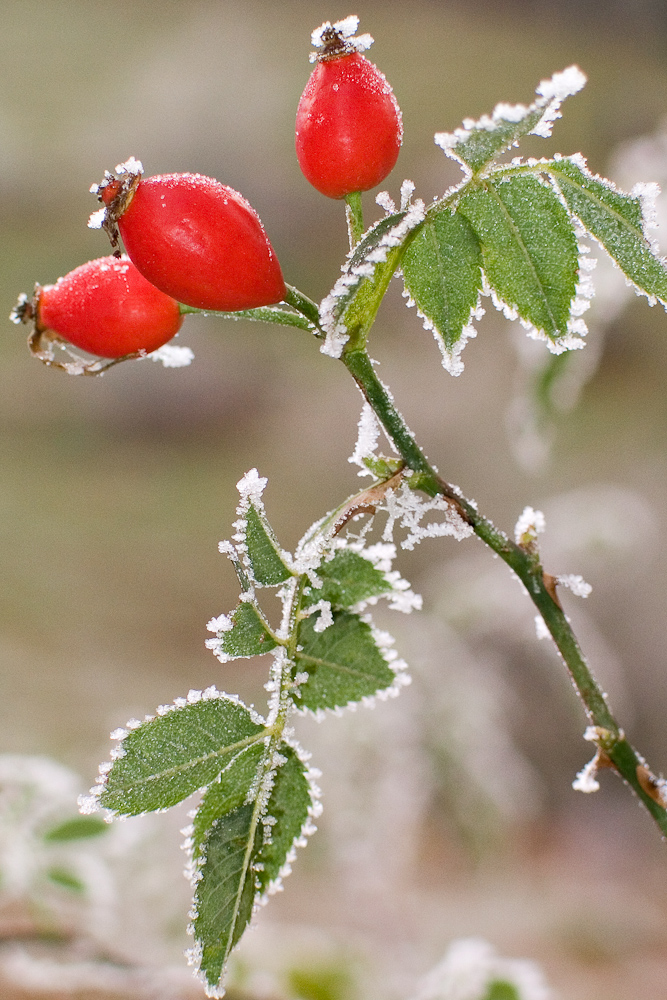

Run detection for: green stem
[[345, 192, 365, 249], [343, 346, 667, 835], [179, 285, 323, 336]]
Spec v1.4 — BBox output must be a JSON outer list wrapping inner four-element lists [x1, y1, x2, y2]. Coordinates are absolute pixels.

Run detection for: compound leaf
[[549, 156, 667, 305], [402, 209, 483, 352], [459, 175, 579, 340], [442, 105, 546, 173], [100, 696, 265, 816], [304, 549, 391, 609], [294, 610, 397, 712]]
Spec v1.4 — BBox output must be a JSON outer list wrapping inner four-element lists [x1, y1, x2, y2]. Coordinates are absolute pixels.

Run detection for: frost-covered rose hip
[[11, 256, 183, 359], [90, 161, 286, 311], [295, 16, 402, 199]]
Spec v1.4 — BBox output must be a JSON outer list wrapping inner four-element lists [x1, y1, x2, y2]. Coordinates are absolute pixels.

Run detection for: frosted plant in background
[[411, 938, 551, 1000]]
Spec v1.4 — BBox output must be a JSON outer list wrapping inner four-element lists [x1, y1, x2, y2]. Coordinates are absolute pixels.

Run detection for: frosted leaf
[[148, 344, 194, 367], [435, 66, 586, 175], [514, 506, 545, 546], [348, 403, 381, 475], [319, 200, 426, 358], [557, 573, 592, 598]]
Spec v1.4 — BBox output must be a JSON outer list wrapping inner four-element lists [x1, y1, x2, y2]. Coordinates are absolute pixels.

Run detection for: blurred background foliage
[[3, 1, 667, 997]]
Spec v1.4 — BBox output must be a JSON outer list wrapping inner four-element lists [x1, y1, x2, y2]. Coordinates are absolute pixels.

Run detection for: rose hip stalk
[[11, 255, 183, 360], [90, 160, 286, 311], [295, 15, 403, 200]]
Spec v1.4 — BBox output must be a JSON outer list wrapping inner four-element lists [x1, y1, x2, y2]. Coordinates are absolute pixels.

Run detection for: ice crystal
[[572, 755, 600, 793], [514, 506, 546, 547], [381, 482, 473, 550], [149, 344, 194, 367], [349, 402, 381, 475], [557, 573, 592, 598]]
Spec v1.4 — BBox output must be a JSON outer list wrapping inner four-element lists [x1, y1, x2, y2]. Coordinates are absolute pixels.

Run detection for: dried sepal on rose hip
[[10, 255, 184, 374], [295, 15, 403, 199], [89, 160, 286, 311]]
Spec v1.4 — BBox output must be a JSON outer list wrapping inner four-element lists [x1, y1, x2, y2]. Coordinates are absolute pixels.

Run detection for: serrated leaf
[[42, 815, 109, 842], [192, 742, 267, 862], [193, 745, 311, 993], [402, 210, 483, 350], [194, 802, 260, 990], [459, 175, 579, 339], [294, 610, 396, 712], [256, 745, 311, 891], [100, 698, 265, 816], [217, 600, 278, 659], [549, 157, 667, 304], [244, 503, 292, 586], [447, 105, 546, 173], [305, 549, 391, 609]]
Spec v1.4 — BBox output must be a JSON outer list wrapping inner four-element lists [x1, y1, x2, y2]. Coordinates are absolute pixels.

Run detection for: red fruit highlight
[[295, 19, 402, 200], [17, 256, 183, 359], [92, 164, 286, 311]]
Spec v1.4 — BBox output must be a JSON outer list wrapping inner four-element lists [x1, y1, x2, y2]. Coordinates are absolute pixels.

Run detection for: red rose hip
[[12, 256, 183, 359], [91, 161, 286, 311], [295, 16, 402, 199]]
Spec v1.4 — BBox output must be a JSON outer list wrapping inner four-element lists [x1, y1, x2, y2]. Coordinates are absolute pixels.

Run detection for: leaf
[[305, 549, 391, 609], [294, 610, 397, 712], [549, 156, 667, 305], [443, 105, 546, 173], [459, 175, 579, 340], [46, 867, 86, 893], [100, 696, 265, 816], [193, 802, 260, 990], [244, 503, 293, 586], [192, 742, 267, 862], [402, 209, 483, 351], [255, 745, 311, 891], [192, 744, 312, 993], [484, 982, 521, 1000], [42, 815, 109, 842], [215, 600, 279, 659]]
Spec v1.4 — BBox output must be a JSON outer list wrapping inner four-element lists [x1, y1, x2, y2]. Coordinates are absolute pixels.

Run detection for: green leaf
[[549, 156, 667, 305], [46, 867, 86, 893], [192, 745, 312, 994], [305, 549, 391, 610], [402, 209, 483, 354], [192, 742, 267, 862], [294, 611, 398, 712], [193, 802, 260, 990], [214, 600, 279, 660], [42, 815, 109, 842], [100, 696, 265, 816], [459, 175, 579, 340], [442, 105, 546, 173], [244, 503, 293, 586], [256, 745, 311, 891]]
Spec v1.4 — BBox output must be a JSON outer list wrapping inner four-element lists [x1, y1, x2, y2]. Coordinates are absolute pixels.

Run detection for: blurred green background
[[3, 1, 667, 997]]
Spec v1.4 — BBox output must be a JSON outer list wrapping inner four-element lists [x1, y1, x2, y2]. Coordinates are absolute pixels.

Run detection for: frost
[[87, 207, 106, 230], [557, 573, 592, 598], [381, 482, 473, 550], [148, 344, 194, 367], [348, 402, 381, 475], [206, 613, 232, 633], [536, 65, 587, 102], [514, 506, 546, 546], [412, 937, 552, 1000], [534, 615, 550, 641], [309, 16, 373, 60], [237, 467, 267, 502], [572, 755, 600, 793]]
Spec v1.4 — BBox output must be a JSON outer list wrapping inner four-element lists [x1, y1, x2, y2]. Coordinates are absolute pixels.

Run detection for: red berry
[[295, 18, 402, 199], [13, 256, 183, 359], [92, 163, 286, 311]]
